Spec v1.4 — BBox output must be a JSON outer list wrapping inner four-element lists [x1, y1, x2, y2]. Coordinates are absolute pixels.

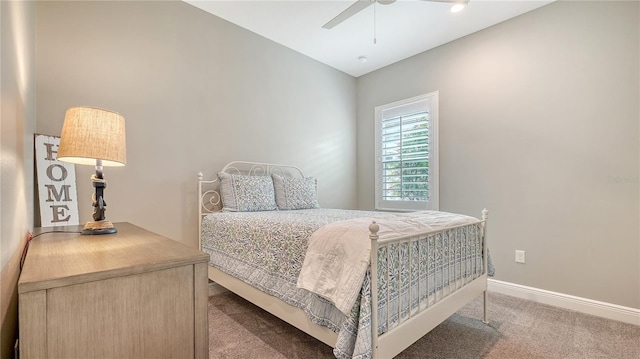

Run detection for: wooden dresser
[[18, 222, 210, 359]]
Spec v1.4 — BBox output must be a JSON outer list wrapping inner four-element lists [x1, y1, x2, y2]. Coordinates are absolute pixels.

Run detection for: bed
[[198, 161, 490, 359]]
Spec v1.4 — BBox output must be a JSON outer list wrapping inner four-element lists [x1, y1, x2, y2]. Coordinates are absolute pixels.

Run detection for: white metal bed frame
[[198, 161, 489, 359]]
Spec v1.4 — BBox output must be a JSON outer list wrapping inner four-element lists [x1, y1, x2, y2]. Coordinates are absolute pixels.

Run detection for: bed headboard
[[197, 161, 306, 248]]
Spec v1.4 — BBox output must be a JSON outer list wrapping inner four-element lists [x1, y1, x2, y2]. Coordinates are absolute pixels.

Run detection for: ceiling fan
[[322, 0, 469, 29]]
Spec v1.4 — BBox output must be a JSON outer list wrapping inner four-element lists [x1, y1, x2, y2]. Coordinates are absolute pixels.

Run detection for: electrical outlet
[[515, 250, 526, 263]]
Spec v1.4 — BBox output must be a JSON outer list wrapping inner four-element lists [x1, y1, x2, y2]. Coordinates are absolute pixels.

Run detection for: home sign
[[35, 134, 79, 227]]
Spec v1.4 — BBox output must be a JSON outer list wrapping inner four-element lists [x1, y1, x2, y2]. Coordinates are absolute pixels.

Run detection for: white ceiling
[[183, 0, 554, 77]]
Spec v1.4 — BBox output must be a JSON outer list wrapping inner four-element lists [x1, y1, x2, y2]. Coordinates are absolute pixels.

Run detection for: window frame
[[374, 91, 439, 211]]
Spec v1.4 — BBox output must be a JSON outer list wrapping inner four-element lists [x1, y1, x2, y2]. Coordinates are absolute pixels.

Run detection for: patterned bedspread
[[201, 208, 487, 359]]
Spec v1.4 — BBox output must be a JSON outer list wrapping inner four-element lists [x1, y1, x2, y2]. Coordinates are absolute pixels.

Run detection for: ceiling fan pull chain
[[373, 0, 377, 44]]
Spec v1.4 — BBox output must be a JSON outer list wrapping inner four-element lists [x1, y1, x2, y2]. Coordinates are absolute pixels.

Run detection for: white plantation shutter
[[375, 92, 439, 211], [380, 111, 429, 201]]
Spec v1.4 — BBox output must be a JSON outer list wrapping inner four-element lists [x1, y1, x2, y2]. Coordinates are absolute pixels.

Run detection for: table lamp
[[57, 107, 127, 235]]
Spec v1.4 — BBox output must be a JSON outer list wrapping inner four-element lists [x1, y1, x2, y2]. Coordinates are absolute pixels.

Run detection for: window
[[375, 92, 439, 211]]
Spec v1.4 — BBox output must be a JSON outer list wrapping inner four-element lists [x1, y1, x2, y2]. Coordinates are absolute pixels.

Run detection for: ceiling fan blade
[[322, 0, 374, 29]]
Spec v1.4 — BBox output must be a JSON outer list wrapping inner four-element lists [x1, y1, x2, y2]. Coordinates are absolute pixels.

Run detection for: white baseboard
[[488, 279, 639, 326]]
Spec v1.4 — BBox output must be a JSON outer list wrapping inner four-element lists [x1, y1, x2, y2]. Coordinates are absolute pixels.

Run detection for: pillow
[[272, 174, 319, 210], [218, 172, 277, 212]]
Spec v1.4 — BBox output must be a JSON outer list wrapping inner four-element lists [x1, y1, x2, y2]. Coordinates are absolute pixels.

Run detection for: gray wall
[[0, 1, 37, 357], [35, 1, 358, 250], [356, 0, 639, 308]]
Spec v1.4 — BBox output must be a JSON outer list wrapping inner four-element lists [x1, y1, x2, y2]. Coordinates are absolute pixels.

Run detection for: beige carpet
[[208, 291, 640, 359]]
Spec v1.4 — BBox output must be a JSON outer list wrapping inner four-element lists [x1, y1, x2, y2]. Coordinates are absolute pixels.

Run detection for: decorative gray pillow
[[272, 174, 319, 210], [218, 172, 277, 212]]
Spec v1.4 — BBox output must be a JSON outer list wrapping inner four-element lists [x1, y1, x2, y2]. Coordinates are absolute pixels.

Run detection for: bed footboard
[[369, 209, 489, 358]]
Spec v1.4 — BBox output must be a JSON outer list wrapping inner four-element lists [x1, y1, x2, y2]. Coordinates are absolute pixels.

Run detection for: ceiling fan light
[[450, 4, 466, 13]]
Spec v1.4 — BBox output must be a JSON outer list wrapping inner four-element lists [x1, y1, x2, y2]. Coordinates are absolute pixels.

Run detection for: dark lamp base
[[82, 227, 117, 235], [81, 220, 117, 235]]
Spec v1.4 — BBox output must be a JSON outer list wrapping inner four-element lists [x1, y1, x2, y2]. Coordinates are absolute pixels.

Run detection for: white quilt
[[296, 210, 479, 315]]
